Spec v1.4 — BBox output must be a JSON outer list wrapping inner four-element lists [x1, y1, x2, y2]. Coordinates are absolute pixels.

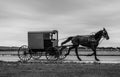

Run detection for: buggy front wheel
[[58, 46, 68, 60], [18, 45, 32, 62], [45, 47, 59, 61]]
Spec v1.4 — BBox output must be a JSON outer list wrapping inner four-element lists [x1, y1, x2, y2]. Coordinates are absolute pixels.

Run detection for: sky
[[0, 0, 120, 47]]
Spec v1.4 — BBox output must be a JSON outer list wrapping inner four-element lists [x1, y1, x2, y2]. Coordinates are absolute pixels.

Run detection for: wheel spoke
[[18, 45, 32, 62]]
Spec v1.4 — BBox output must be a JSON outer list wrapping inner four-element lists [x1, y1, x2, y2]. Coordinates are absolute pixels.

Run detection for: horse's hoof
[[65, 54, 68, 57], [77, 58, 82, 61], [96, 59, 100, 61]]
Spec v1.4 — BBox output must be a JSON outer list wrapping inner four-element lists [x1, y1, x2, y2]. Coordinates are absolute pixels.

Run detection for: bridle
[[99, 29, 108, 45], [102, 29, 108, 40]]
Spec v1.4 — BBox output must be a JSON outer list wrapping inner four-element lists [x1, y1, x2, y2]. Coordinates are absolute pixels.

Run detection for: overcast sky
[[0, 0, 120, 47]]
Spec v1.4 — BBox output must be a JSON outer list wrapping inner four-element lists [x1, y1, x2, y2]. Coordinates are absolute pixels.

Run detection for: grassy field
[[0, 62, 120, 77]]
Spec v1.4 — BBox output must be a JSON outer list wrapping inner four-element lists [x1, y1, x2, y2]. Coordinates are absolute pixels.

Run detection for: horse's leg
[[75, 46, 81, 61], [87, 46, 95, 56], [65, 45, 76, 56], [92, 48, 100, 61], [87, 52, 94, 56]]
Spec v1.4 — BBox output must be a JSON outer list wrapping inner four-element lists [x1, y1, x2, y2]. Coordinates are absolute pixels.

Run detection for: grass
[[0, 62, 120, 77]]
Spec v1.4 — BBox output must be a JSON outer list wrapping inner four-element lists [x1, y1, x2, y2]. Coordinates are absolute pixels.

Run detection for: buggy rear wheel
[[18, 45, 32, 62], [45, 47, 59, 61]]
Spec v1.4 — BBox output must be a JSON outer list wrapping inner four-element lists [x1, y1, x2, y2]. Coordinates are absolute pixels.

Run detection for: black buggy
[[18, 30, 68, 62]]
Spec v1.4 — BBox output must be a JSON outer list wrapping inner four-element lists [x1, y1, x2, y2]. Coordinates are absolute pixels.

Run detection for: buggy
[[18, 30, 68, 62]]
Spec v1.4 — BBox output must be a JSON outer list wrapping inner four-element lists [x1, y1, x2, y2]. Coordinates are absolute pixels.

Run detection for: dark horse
[[61, 28, 109, 61]]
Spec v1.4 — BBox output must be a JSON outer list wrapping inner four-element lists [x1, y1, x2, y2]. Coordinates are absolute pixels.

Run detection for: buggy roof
[[28, 30, 58, 34]]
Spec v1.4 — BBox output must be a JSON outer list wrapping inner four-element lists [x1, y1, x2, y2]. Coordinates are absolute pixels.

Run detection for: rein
[[59, 37, 68, 40]]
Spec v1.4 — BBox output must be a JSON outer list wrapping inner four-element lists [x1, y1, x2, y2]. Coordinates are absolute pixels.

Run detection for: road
[[0, 55, 120, 63], [0, 50, 120, 63]]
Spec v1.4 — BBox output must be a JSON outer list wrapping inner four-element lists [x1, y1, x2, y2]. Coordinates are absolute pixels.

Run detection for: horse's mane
[[94, 30, 103, 39]]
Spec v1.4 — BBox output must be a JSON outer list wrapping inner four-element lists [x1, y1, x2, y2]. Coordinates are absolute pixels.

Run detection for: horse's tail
[[61, 37, 73, 46]]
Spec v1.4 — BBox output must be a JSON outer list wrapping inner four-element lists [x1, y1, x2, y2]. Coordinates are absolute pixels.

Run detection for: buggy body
[[28, 30, 58, 52]]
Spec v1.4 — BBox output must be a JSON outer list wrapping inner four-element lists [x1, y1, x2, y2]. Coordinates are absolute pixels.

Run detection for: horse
[[61, 28, 109, 61]]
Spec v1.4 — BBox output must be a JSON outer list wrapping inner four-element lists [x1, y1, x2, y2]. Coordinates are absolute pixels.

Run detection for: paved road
[[0, 55, 120, 63], [0, 50, 120, 63]]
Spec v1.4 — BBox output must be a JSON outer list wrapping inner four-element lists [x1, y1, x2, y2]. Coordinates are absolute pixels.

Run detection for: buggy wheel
[[18, 45, 32, 62], [58, 46, 68, 60], [45, 47, 59, 61], [32, 52, 42, 60]]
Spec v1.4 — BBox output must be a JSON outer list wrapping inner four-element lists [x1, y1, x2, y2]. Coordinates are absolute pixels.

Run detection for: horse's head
[[102, 28, 109, 40]]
